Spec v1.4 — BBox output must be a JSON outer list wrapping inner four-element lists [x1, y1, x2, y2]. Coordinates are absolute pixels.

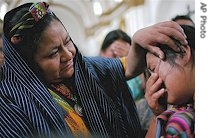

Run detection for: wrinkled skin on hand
[[132, 21, 188, 59]]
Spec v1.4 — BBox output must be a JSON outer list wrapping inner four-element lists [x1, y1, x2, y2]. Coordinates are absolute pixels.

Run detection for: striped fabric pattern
[[0, 34, 144, 138], [73, 54, 144, 137], [156, 106, 195, 138], [0, 34, 72, 138]]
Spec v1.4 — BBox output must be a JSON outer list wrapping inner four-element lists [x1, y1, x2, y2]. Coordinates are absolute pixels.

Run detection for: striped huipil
[[0, 34, 143, 138], [156, 105, 195, 138]]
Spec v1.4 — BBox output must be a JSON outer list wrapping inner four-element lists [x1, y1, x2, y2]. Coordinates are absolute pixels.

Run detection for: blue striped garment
[[0, 34, 143, 138]]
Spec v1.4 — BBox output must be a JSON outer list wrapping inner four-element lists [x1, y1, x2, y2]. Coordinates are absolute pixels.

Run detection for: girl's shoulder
[[166, 105, 195, 137]]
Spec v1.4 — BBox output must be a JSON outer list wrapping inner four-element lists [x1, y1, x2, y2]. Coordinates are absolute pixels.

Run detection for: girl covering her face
[[146, 25, 194, 105], [145, 25, 195, 138]]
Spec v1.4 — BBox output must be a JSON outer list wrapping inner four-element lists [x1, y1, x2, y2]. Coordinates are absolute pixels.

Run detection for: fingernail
[[182, 29, 187, 38], [154, 53, 163, 59], [182, 40, 188, 46], [160, 88, 165, 93], [184, 40, 188, 45], [159, 55, 164, 60]]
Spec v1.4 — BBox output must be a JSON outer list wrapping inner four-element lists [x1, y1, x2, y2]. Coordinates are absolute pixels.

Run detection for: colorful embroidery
[[48, 89, 90, 137], [156, 105, 194, 138], [29, 2, 53, 22]]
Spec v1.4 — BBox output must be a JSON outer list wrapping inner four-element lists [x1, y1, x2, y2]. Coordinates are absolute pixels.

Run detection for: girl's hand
[[145, 73, 167, 116]]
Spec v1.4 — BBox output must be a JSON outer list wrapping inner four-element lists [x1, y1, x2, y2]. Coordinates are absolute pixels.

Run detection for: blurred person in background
[[100, 29, 146, 101], [172, 14, 194, 27], [100, 29, 157, 133]]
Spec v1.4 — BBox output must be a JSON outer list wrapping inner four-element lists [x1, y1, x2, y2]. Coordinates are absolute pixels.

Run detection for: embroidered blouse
[[48, 88, 90, 137], [156, 104, 195, 138]]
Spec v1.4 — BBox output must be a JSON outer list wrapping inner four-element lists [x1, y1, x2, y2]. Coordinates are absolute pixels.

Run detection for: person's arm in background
[[125, 21, 187, 79]]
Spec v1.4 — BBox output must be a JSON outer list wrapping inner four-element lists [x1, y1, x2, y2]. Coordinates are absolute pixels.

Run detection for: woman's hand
[[145, 73, 167, 116], [125, 21, 188, 79], [132, 21, 188, 59]]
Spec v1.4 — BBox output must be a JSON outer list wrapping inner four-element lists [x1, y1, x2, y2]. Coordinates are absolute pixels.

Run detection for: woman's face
[[34, 20, 76, 83], [146, 53, 194, 104]]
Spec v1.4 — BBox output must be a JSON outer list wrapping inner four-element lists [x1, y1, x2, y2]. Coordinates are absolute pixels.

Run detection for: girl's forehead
[[146, 53, 158, 63]]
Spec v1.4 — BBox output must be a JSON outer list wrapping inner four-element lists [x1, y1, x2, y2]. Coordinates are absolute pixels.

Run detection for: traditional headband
[[10, 2, 54, 37], [29, 2, 53, 22]]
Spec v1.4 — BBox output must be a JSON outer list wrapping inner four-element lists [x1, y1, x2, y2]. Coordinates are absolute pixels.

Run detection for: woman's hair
[[3, 2, 62, 69], [101, 29, 131, 51], [159, 25, 195, 66]]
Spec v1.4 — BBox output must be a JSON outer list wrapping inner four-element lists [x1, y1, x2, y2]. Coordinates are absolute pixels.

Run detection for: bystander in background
[[100, 29, 153, 132], [172, 14, 194, 27], [100, 29, 146, 101]]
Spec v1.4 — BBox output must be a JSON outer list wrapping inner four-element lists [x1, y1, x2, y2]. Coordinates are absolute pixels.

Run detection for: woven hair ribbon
[[10, 2, 53, 37]]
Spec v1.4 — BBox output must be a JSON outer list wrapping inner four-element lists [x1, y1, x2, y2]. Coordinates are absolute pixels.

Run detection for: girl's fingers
[[146, 73, 163, 96]]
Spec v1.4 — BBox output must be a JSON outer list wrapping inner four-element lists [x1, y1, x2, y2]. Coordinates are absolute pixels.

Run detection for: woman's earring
[[11, 36, 23, 45]]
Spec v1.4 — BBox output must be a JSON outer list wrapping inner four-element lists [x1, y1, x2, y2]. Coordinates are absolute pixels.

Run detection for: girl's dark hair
[[159, 25, 195, 66], [101, 29, 131, 51]]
